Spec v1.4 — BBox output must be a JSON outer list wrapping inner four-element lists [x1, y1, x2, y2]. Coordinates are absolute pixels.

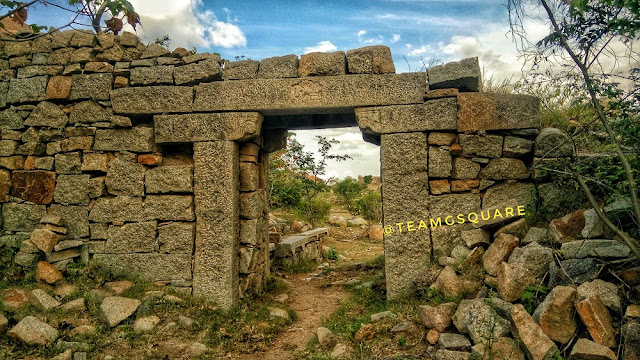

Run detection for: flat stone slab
[[275, 228, 328, 258], [458, 93, 540, 132], [100, 296, 141, 327], [356, 97, 457, 134], [154, 112, 263, 143], [8, 316, 59, 345], [192, 73, 426, 115]]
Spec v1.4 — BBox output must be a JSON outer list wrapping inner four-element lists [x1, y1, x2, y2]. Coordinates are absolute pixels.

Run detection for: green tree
[[508, 0, 640, 260], [334, 177, 363, 212]]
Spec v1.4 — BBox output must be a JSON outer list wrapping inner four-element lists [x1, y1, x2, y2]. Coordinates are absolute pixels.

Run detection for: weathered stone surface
[[496, 262, 536, 302], [482, 182, 537, 211], [577, 280, 621, 312], [479, 158, 529, 180], [240, 190, 267, 219], [69, 73, 112, 100], [562, 240, 631, 260], [81, 152, 109, 172], [222, 59, 259, 80], [461, 228, 490, 248], [428, 57, 481, 92], [581, 208, 605, 239], [503, 136, 534, 157], [428, 132, 457, 146], [346, 45, 395, 74], [89, 196, 145, 223], [130, 66, 174, 85], [30, 289, 61, 310], [145, 165, 193, 194], [537, 183, 588, 218], [420, 302, 455, 332], [0, 109, 24, 129], [471, 337, 525, 360], [24, 101, 68, 127], [30, 228, 60, 253], [61, 298, 86, 312], [535, 127, 574, 157], [0, 313, 7, 332], [458, 93, 540, 132], [434, 350, 471, 360], [111, 86, 193, 114], [356, 97, 457, 134], [69, 100, 110, 124], [94, 127, 155, 152], [533, 285, 578, 344], [298, 51, 346, 77], [452, 158, 480, 179], [623, 321, 640, 360], [508, 242, 553, 278], [193, 141, 238, 309], [11, 170, 56, 204], [431, 266, 464, 298], [54, 174, 90, 205], [105, 158, 145, 196], [145, 195, 194, 221], [483, 233, 519, 276], [100, 296, 141, 327], [93, 254, 192, 280], [47, 204, 89, 238], [1, 288, 31, 312], [453, 299, 511, 345], [55, 151, 82, 174], [430, 192, 481, 220], [380, 132, 427, 175], [439, 333, 471, 351], [511, 304, 559, 360], [36, 261, 63, 284], [7, 76, 48, 103], [429, 146, 452, 178], [577, 296, 616, 348], [257, 54, 299, 78], [458, 134, 503, 158], [3, 203, 46, 231], [133, 315, 161, 333], [430, 179, 450, 194], [0, 140, 18, 157], [570, 338, 617, 360], [7, 316, 59, 345], [158, 222, 194, 254], [174, 59, 221, 85], [194, 73, 426, 115], [106, 221, 156, 253], [154, 112, 263, 143], [239, 162, 259, 191], [549, 258, 599, 288]]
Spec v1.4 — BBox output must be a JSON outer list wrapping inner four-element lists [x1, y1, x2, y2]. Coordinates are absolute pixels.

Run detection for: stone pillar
[[193, 141, 239, 309], [380, 132, 431, 299]]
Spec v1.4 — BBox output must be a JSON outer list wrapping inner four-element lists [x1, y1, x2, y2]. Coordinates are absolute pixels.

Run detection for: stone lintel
[[193, 73, 426, 115], [193, 141, 239, 310], [458, 93, 540, 132], [110, 86, 194, 114], [154, 112, 263, 143]]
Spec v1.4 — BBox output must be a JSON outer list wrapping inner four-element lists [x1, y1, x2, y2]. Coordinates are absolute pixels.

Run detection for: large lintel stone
[[193, 141, 239, 310], [356, 97, 457, 134], [110, 86, 193, 114], [458, 93, 540, 132], [192, 73, 426, 115], [154, 112, 262, 143]]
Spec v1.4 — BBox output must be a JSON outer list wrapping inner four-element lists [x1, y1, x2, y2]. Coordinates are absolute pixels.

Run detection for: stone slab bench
[[273, 227, 329, 259]]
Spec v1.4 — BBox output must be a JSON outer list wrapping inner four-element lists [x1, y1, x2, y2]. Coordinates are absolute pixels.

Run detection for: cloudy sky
[[29, 0, 549, 179]]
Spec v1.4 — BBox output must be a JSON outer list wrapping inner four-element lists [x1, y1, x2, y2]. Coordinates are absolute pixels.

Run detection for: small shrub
[[297, 197, 331, 225], [334, 177, 363, 210], [327, 248, 338, 261], [355, 190, 382, 222]]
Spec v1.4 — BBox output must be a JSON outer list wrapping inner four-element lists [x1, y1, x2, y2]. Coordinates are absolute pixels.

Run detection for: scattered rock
[[61, 298, 86, 312], [434, 349, 471, 360], [354, 323, 375, 341], [100, 296, 141, 327], [8, 316, 59, 345], [0, 313, 7, 332], [86, 288, 112, 303], [508, 242, 553, 278], [420, 302, 455, 332], [522, 227, 549, 244], [450, 245, 471, 264], [453, 299, 511, 345], [581, 208, 604, 238], [133, 315, 161, 333], [431, 266, 464, 298], [329, 216, 347, 228], [177, 315, 195, 328], [36, 261, 63, 284], [533, 285, 578, 344], [70, 325, 96, 336], [31, 289, 61, 310], [561, 240, 631, 260], [570, 338, 617, 360], [30, 228, 61, 253], [315, 326, 338, 348], [438, 333, 471, 351], [371, 310, 396, 322], [534, 127, 574, 157], [626, 305, 640, 318], [188, 342, 208, 356], [576, 296, 616, 348], [368, 225, 383, 241], [548, 210, 585, 243], [330, 343, 350, 358], [622, 320, 640, 360], [496, 262, 536, 302], [461, 228, 490, 248], [348, 217, 368, 226], [104, 280, 133, 295], [427, 329, 440, 345], [549, 258, 599, 287], [268, 307, 290, 321], [483, 233, 519, 276], [511, 304, 559, 360], [471, 337, 524, 360], [390, 321, 413, 333], [275, 293, 289, 303], [163, 295, 183, 303], [1, 288, 31, 311], [577, 280, 621, 312]]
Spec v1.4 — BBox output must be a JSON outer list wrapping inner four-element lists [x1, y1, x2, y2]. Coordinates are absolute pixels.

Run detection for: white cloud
[[406, 44, 434, 57], [304, 41, 337, 54], [391, 34, 401, 43], [124, 0, 246, 50], [357, 30, 384, 44]]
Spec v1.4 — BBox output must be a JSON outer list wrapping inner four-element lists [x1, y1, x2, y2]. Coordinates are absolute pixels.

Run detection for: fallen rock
[[29, 228, 61, 253], [104, 280, 133, 295], [508, 242, 553, 278], [496, 262, 536, 302], [511, 304, 559, 360], [461, 228, 490, 248], [177, 315, 195, 328], [561, 240, 631, 260], [533, 285, 578, 344], [354, 323, 375, 341], [576, 296, 616, 348], [390, 321, 413, 333], [626, 305, 640, 318], [494, 218, 529, 239], [61, 298, 86, 312], [133, 315, 161, 333], [330, 343, 351, 358], [31, 289, 61, 310], [427, 329, 440, 345], [438, 333, 471, 351], [370, 310, 396, 322], [577, 280, 621, 312], [522, 226, 550, 244], [7, 316, 59, 345], [549, 258, 599, 287], [450, 245, 471, 264], [570, 338, 617, 360], [70, 325, 96, 336], [548, 210, 585, 243], [535, 127, 575, 157], [581, 208, 604, 238], [431, 266, 464, 298], [420, 302, 455, 332], [328, 216, 347, 228], [53, 284, 76, 298], [434, 349, 471, 360], [471, 337, 525, 360], [1, 288, 31, 311], [348, 217, 368, 226], [36, 261, 63, 284], [51, 349, 73, 360], [315, 326, 338, 348], [100, 296, 141, 327], [368, 225, 383, 241], [188, 342, 208, 356], [622, 320, 640, 360], [268, 307, 290, 321], [453, 299, 511, 345], [483, 233, 519, 276]]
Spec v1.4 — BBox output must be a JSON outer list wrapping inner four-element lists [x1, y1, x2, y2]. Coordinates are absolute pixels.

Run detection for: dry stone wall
[[0, 29, 568, 308]]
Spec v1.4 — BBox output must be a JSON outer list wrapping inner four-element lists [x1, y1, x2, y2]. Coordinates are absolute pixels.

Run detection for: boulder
[[570, 338, 617, 360], [561, 240, 631, 260], [533, 286, 578, 344], [483, 233, 519, 276], [315, 326, 338, 348], [496, 262, 536, 302], [522, 227, 550, 244], [133, 315, 161, 333], [581, 208, 604, 238], [576, 296, 616, 348], [268, 307, 290, 321], [100, 296, 141, 327], [453, 299, 511, 345], [420, 302, 455, 332], [549, 258, 599, 288], [508, 242, 553, 278], [471, 337, 525, 360], [7, 316, 59, 345], [36, 261, 63, 284], [431, 266, 464, 298], [577, 280, 621, 312], [511, 304, 559, 360], [328, 216, 347, 228], [461, 228, 490, 248], [30, 289, 61, 310], [438, 333, 471, 351], [535, 128, 574, 157], [549, 210, 585, 243]]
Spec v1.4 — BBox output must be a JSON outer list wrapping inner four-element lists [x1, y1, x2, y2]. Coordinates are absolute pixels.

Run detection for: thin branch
[[0, 0, 39, 22]]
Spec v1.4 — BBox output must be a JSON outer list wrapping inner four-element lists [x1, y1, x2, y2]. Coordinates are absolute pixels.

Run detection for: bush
[[334, 177, 363, 210], [355, 190, 382, 222], [269, 175, 305, 209], [297, 197, 331, 224]]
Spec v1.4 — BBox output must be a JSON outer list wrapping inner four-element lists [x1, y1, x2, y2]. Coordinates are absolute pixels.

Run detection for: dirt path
[[235, 272, 348, 360]]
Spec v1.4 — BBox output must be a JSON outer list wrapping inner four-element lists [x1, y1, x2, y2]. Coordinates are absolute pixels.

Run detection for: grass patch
[[275, 256, 319, 274]]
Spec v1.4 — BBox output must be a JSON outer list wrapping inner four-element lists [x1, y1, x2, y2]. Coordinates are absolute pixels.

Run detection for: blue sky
[[28, 0, 547, 178]]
